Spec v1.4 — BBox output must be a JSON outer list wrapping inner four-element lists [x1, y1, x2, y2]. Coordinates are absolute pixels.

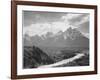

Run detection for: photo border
[[11, 0, 97, 79]]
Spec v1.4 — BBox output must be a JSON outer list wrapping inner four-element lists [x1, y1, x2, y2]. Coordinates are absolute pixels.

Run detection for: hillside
[[23, 46, 54, 68]]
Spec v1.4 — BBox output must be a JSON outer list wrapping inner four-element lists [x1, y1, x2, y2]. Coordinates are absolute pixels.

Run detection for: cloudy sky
[[23, 11, 89, 36]]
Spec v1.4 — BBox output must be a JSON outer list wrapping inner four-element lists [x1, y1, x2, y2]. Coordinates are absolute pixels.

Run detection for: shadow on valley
[[23, 46, 89, 69]]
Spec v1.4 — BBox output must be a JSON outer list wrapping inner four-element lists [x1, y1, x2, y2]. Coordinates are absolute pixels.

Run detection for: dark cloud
[[68, 14, 89, 24], [23, 11, 67, 27]]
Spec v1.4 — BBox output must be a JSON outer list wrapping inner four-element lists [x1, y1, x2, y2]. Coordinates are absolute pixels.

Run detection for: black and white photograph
[[23, 11, 90, 69], [11, 1, 97, 79]]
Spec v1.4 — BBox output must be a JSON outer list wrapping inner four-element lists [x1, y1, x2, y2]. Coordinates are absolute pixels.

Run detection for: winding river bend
[[38, 53, 85, 68]]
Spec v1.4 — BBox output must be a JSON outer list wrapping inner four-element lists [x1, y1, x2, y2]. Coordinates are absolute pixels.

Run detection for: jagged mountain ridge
[[24, 27, 89, 48]]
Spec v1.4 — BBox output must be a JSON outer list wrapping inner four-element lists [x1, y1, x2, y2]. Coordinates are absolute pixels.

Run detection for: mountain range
[[24, 27, 89, 48]]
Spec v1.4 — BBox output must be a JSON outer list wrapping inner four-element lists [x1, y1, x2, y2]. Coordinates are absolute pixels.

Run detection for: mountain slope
[[23, 46, 54, 68]]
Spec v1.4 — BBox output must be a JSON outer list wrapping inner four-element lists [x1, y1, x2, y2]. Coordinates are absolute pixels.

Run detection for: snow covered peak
[[64, 27, 82, 40]]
